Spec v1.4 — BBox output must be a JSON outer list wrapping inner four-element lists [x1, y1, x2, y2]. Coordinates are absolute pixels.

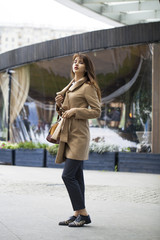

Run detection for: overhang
[[0, 22, 160, 72]]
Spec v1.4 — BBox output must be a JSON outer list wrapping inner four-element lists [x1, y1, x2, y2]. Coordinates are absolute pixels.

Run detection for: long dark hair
[[71, 53, 101, 101]]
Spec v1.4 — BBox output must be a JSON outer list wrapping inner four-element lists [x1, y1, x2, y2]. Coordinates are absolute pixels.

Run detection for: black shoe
[[68, 215, 91, 227], [59, 216, 77, 226]]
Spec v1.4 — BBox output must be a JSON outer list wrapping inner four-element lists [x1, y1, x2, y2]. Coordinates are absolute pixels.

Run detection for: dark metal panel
[[0, 22, 160, 72]]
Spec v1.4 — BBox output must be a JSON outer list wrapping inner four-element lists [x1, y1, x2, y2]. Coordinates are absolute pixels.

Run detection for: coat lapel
[[56, 79, 75, 96], [68, 77, 87, 92], [56, 77, 87, 96]]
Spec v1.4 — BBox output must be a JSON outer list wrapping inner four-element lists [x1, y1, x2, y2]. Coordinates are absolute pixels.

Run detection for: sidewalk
[[0, 165, 160, 240]]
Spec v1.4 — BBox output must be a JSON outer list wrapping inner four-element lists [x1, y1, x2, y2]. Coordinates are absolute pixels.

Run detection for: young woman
[[55, 53, 101, 227]]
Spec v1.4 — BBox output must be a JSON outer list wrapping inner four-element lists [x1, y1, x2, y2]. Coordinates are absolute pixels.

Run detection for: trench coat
[[55, 77, 101, 164]]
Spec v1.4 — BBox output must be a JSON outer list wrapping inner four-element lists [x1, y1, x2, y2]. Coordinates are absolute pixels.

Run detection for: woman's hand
[[62, 108, 76, 119], [55, 95, 64, 107]]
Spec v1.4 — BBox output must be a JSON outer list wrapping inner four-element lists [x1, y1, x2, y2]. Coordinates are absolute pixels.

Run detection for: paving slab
[[0, 165, 160, 240]]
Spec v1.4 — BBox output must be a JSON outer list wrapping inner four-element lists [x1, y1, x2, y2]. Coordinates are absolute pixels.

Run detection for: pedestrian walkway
[[0, 165, 160, 240]]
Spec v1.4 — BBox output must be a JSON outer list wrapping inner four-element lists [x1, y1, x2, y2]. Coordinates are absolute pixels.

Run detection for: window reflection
[[91, 45, 152, 152], [0, 73, 7, 141], [0, 44, 152, 152]]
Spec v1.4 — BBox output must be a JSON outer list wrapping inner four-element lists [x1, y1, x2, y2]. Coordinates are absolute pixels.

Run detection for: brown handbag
[[46, 117, 63, 144]]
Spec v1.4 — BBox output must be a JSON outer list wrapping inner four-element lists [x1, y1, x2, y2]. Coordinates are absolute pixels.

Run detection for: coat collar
[[68, 77, 87, 92], [56, 79, 75, 96], [56, 77, 87, 96]]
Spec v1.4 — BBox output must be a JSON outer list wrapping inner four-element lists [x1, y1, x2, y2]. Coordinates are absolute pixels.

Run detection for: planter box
[[118, 152, 160, 174], [15, 149, 44, 167], [47, 152, 115, 171], [0, 149, 13, 165], [84, 152, 116, 171], [46, 151, 64, 168]]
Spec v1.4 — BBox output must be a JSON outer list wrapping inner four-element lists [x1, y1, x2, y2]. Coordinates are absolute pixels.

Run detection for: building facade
[[0, 22, 160, 153], [0, 25, 83, 54]]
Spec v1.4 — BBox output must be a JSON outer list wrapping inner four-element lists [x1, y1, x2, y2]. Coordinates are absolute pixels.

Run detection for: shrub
[[0, 141, 49, 150], [0, 141, 18, 149], [17, 141, 49, 149], [17, 141, 38, 149], [89, 141, 119, 154], [47, 144, 59, 156]]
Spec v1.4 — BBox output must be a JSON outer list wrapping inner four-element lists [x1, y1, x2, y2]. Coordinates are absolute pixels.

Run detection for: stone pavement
[[0, 165, 160, 240]]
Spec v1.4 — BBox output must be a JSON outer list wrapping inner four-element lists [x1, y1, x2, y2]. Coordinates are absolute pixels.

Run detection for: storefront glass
[[0, 43, 153, 152], [0, 73, 8, 141]]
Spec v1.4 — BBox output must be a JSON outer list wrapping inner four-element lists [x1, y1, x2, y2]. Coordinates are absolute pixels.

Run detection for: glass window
[[0, 43, 153, 153], [91, 45, 152, 153], [0, 73, 7, 141]]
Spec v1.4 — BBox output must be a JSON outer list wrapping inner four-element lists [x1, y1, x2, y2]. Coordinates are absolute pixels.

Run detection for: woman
[[55, 53, 101, 227]]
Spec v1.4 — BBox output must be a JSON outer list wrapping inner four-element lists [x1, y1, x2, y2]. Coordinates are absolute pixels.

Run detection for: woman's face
[[72, 57, 86, 75]]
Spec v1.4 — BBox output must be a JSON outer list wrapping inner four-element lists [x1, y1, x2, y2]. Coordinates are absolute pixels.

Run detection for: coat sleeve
[[74, 84, 101, 120]]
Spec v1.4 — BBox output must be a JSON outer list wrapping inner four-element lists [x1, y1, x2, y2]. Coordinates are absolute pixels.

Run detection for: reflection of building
[[0, 25, 84, 54], [0, 22, 160, 153]]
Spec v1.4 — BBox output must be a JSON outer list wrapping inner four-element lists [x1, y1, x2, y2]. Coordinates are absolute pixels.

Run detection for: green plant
[[17, 141, 38, 149], [0, 141, 18, 149], [17, 141, 48, 149], [89, 141, 119, 154], [47, 144, 59, 156], [121, 147, 132, 152], [0, 141, 49, 150], [0, 141, 53, 150], [36, 142, 48, 149]]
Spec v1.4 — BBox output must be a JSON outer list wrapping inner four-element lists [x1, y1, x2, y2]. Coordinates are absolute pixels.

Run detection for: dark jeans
[[62, 158, 85, 211]]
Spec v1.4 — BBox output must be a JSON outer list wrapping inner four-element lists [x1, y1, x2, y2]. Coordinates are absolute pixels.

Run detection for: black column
[[7, 69, 12, 141]]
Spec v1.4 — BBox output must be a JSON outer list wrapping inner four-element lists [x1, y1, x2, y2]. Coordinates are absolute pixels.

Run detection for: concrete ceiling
[[56, 0, 160, 27]]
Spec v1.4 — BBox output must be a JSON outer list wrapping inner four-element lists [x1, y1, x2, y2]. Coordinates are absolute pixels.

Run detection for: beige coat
[[55, 77, 101, 164]]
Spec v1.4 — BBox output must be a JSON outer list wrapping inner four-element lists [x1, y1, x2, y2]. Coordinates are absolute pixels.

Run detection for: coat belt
[[60, 118, 72, 143]]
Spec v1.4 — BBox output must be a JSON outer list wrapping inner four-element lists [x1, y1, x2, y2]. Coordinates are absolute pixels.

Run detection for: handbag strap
[[57, 103, 65, 121]]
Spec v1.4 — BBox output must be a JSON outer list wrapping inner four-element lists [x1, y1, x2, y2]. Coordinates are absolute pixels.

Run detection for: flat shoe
[[68, 215, 91, 227], [59, 216, 77, 226]]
